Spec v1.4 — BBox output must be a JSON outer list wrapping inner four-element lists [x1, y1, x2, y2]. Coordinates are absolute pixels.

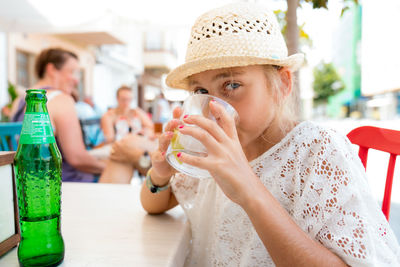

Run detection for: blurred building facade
[[140, 27, 179, 112], [6, 33, 96, 96], [327, 0, 400, 120], [329, 2, 362, 118], [361, 0, 400, 120], [0, 11, 185, 119]]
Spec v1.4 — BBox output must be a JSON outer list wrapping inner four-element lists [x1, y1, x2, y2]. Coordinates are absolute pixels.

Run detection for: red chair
[[347, 126, 400, 221]]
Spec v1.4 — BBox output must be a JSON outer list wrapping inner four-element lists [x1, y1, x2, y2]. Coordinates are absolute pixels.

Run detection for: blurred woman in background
[[99, 85, 157, 184], [12, 48, 105, 182], [100, 85, 154, 143]]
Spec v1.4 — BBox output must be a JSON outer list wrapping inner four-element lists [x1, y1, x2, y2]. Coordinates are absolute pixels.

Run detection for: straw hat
[[166, 2, 304, 90]]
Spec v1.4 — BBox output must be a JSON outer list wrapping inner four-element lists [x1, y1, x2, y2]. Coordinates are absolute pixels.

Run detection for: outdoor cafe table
[[0, 182, 191, 267]]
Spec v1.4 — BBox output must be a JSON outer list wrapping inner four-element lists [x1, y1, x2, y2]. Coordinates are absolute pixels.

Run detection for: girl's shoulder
[[281, 120, 356, 163], [287, 120, 349, 146], [299, 121, 351, 147], [251, 121, 351, 165]]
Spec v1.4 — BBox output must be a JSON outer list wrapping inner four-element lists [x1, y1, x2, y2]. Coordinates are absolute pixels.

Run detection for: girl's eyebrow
[[189, 79, 200, 86], [189, 70, 245, 86], [211, 71, 244, 82]]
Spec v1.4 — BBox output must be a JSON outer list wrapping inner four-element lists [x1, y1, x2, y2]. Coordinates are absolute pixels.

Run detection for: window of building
[[16, 50, 35, 88], [145, 31, 163, 51], [78, 69, 85, 100]]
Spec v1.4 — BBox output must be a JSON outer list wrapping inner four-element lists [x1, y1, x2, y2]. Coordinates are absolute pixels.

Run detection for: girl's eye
[[225, 82, 240, 91], [194, 88, 209, 94]]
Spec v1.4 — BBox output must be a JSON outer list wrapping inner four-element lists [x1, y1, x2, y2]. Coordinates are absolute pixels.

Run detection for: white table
[[0, 183, 191, 267]]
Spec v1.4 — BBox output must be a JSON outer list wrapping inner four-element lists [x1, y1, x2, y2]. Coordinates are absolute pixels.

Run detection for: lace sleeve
[[170, 173, 201, 210], [292, 127, 400, 266]]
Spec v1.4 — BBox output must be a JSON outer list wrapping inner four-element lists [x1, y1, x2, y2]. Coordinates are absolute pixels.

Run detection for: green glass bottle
[[14, 89, 64, 267]]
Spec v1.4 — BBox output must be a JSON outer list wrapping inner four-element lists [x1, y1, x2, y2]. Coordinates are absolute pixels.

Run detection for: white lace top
[[171, 121, 400, 266]]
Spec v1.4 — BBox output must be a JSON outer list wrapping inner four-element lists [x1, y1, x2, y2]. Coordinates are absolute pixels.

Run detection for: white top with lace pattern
[[171, 121, 400, 267]]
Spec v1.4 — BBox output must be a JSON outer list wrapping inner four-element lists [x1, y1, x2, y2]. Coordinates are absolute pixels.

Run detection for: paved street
[[314, 118, 400, 241]]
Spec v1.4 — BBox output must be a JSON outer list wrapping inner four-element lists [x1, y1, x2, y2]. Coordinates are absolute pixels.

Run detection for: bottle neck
[[25, 91, 49, 113], [19, 90, 56, 145]]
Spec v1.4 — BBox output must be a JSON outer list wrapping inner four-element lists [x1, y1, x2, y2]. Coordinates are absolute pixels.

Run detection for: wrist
[[146, 168, 171, 193], [239, 173, 269, 210], [150, 168, 172, 187]]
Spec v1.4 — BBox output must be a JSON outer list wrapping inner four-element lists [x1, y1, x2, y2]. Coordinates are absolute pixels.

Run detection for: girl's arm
[[241, 177, 347, 266], [140, 169, 178, 214], [49, 94, 105, 174], [140, 108, 183, 214], [100, 110, 116, 144]]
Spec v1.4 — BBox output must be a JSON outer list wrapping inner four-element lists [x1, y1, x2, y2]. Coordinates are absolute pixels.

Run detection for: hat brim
[[166, 53, 304, 90]]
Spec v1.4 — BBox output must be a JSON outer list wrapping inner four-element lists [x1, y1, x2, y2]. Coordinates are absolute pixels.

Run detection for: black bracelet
[[145, 168, 170, 194]]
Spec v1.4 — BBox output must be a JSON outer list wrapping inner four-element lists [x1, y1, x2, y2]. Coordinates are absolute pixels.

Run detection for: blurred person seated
[[75, 94, 101, 119], [74, 92, 105, 148], [11, 48, 105, 182], [83, 95, 103, 117], [100, 85, 154, 143], [152, 92, 171, 133], [99, 133, 157, 184]]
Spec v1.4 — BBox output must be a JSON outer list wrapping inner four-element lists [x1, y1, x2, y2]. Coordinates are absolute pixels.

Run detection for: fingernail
[[210, 99, 216, 102], [183, 115, 189, 119], [177, 152, 182, 157], [179, 125, 184, 129], [162, 151, 165, 156]]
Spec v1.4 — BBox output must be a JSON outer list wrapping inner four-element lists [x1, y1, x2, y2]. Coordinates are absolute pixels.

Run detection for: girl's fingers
[[182, 115, 226, 143], [152, 149, 166, 163], [175, 151, 208, 170], [164, 119, 181, 132], [158, 131, 174, 152], [173, 106, 183, 119], [209, 100, 238, 139], [178, 125, 219, 153]]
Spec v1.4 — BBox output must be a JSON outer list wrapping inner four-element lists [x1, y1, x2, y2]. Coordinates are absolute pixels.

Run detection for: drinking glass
[[166, 94, 238, 179]]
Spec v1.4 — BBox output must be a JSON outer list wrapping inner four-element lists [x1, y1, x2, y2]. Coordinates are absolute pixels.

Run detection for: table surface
[[0, 182, 190, 267]]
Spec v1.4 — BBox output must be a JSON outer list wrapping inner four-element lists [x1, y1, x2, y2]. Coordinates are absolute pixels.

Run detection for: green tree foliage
[[8, 81, 18, 104], [313, 62, 344, 104], [302, 0, 358, 15], [274, 9, 312, 47], [1, 82, 18, 122]]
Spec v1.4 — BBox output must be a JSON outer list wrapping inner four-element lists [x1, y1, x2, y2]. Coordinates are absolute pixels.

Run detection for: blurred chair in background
[[75, 94, 105, 149], [0, 122, 23, 151], [79, 117, 104, 149], [347, 126, 400, 221]]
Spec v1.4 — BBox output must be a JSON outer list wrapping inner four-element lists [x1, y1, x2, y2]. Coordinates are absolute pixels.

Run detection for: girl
[[140, 2, 400, 266]]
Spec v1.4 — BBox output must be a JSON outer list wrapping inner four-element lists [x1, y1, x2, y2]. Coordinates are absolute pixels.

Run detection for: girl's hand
[[150, 106, 183, 185], [176, 100, 258, 206]]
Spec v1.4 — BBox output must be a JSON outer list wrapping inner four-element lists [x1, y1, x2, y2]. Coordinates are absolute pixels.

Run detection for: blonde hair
[[262, 65, 298, 135]]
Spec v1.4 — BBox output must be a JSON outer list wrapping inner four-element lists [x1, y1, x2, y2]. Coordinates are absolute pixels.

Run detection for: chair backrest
[[79, 117, 103, 149], [0, 122, 23, 151], [347, 126, 400, 221]]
